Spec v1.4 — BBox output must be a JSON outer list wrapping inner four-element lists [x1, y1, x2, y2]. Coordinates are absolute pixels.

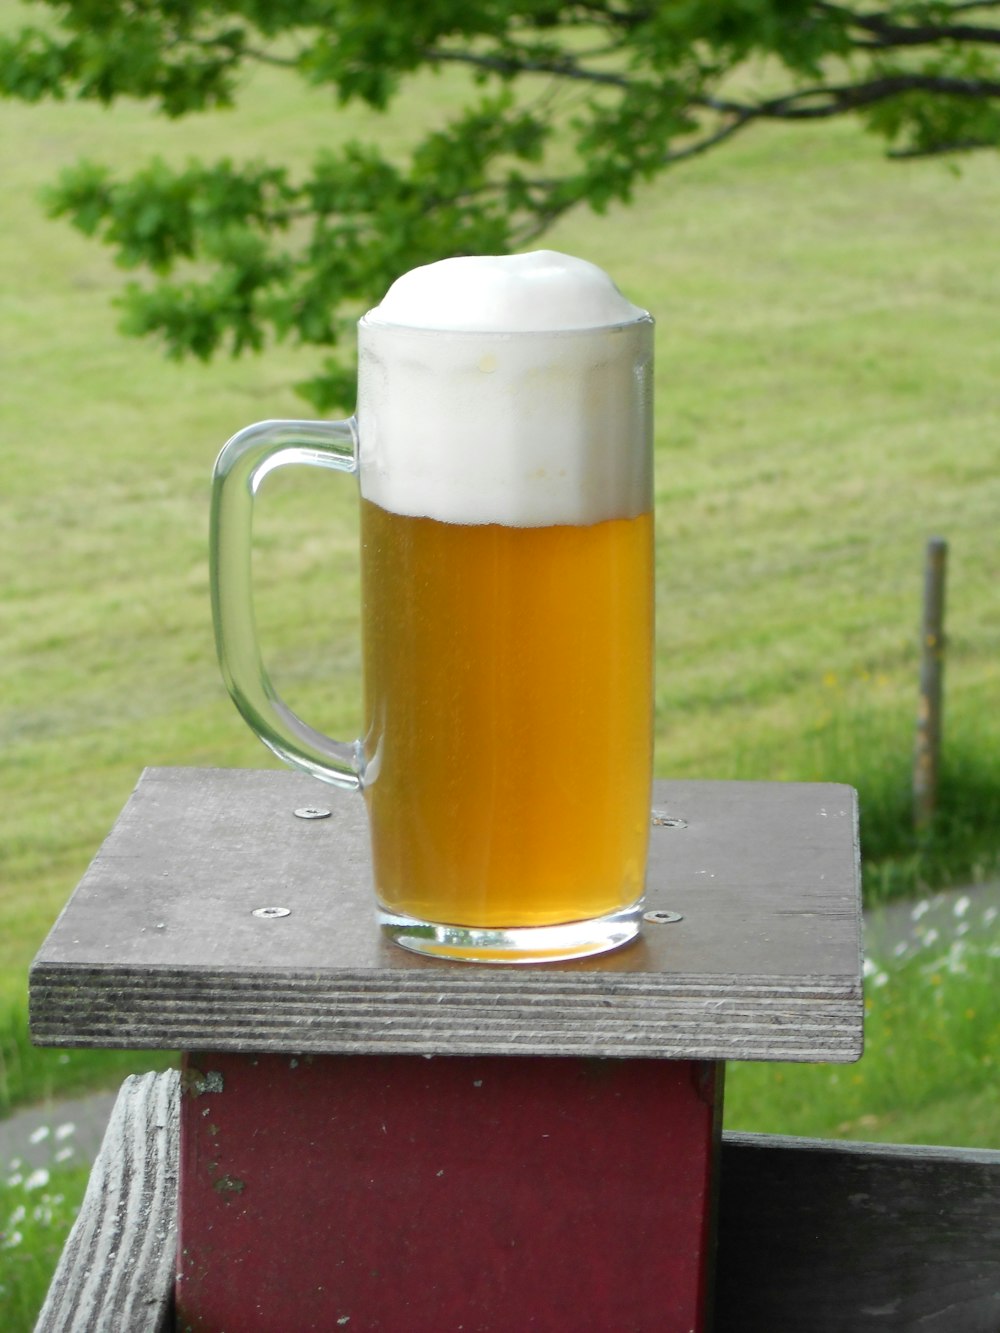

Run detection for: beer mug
[[210, 251, 654, 963]]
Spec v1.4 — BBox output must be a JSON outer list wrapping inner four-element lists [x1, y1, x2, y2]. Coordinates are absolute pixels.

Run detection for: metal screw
[[294, 807, 331, 820], [643, 910, 683, 925], [252, 906, 292, 919], [651, 811, 687, 828]]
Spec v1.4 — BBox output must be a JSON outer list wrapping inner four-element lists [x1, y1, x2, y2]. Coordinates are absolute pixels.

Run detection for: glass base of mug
[[378, 901, 643, 964]]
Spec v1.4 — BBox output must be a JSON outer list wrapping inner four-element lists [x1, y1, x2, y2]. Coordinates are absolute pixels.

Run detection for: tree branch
[[818, 0, 1000, 48], [662, 110, 757, 164], [851, 18, 1000, 48], [421, 45, 630, 87], [704, 73, 1000, 123], [178, 31, 298, 68]]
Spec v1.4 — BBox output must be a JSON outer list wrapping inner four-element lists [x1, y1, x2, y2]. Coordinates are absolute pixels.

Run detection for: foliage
[[4, 0, 1000, 405]]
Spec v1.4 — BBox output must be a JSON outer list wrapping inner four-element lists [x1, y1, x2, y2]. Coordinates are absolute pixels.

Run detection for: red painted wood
[[176, 1051, 722, 1332]]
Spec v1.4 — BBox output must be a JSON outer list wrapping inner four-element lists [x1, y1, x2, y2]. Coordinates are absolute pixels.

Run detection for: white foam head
[[356, 251, 653, 526], [369, 250, 646, 332]]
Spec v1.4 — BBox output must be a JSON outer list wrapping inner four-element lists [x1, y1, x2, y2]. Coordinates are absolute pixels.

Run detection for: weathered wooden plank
[[30, 767, 862, 1061], [716, 1132, 1000, 1332], [30, 971, 862, 1061], [33, 1070, 178, 1333]]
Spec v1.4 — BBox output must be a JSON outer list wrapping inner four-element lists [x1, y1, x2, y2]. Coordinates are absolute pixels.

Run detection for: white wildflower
[[55, 1147, 74, 1163], [953, 895, 971, 918], [944, 940, 968, 975], [911, 900, 931, 921], [28, 1126, 50, 1145], [24, 1168, 50, 1192], [54, 1123, 75, 1142], [1, 1230, 23, 1250]]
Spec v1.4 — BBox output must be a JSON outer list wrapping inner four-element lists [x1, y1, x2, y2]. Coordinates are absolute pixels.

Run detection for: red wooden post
[[31, 768, 863, 1333], [177, 1052, 722, 1331]]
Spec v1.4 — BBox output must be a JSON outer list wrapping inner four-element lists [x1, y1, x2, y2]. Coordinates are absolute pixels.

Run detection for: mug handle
[[210, 418, 364, 790]]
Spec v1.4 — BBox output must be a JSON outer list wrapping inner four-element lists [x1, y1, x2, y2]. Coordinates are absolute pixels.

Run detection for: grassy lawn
[[726, 910, 1000, 1145], [1, 0, 998, 1172], [1, 1157, 92, 1330]]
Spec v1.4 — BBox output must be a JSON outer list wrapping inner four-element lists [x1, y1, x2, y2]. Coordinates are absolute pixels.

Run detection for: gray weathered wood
[[33, 1070, 178, 1333], [913, 535, 948, 828], [30, 767, 862, 1061], [39, 1073, 1000, 1332], [716, 1132, 1000, 1332]]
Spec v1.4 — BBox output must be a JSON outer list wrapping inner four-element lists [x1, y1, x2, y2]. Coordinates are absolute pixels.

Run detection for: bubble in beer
[[368, 250, 646, 332], [357, 251, 653, 527]]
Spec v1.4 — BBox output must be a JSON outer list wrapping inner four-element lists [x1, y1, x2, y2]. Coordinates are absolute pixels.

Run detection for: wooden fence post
[[913, 536, 948, 830]]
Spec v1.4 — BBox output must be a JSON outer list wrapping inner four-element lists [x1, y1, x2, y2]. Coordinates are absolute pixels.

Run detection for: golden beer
[[361, 497, 653, 928]]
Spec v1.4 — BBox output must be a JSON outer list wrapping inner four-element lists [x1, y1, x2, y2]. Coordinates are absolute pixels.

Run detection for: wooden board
[[716, 1132, 1000, 1331], [32, 1070, 178, 1333], [30, 767, 862, 1061]]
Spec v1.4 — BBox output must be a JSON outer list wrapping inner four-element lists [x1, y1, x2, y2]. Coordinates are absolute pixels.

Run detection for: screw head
[[252, 906, 292, 919], [294, 807, 331, 820], [643, 910, 684, 925]]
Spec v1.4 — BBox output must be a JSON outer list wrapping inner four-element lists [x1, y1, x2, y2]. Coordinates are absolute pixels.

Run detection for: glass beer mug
[[210, 251, 654, 963]]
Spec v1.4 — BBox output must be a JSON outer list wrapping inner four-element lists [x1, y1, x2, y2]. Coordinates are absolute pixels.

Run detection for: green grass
[[1, 1155, 92, 1333], [727, 909, 1000, 1147], [781, 675, 1000, 905], [0, 1001, 173, 1120], [1, 0, 998, 1164]]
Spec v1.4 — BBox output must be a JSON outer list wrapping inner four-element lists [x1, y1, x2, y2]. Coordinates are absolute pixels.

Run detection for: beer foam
[[357, 251, 653, 527], [369, 251, 646, 332]]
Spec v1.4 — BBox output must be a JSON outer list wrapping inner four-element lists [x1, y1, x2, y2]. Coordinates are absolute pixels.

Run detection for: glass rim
[[358, 311, 654, 337]]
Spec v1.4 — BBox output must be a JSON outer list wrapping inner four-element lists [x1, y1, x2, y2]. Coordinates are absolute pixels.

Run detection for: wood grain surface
[[717, 1132, 1000, 1332], [32, 1070, 178, 1333], [30, 767, 863, 1061]]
